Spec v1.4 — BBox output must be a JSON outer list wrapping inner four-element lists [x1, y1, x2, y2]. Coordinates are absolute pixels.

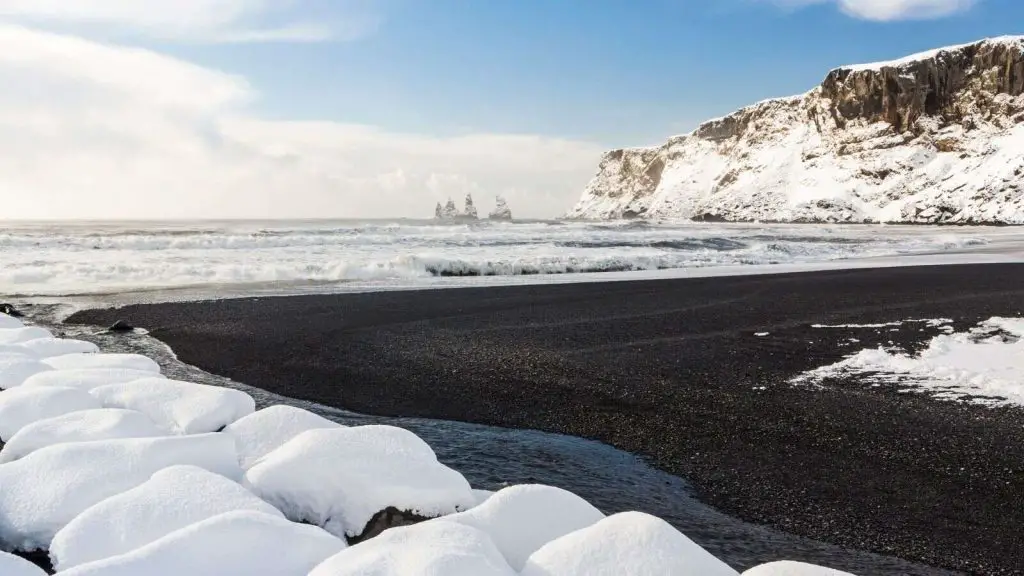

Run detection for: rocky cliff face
[[568, 37, 1024, 223]]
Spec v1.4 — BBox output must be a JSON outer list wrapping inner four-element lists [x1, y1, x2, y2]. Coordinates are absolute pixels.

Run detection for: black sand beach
[[69, 264, 1024, 575]]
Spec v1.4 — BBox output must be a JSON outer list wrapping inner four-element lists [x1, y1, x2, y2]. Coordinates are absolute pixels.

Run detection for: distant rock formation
[[434, 195, 479, 222], [488, 195, 513, 220], [568, 36, 1024, 224], [463, 193, 479, 219]]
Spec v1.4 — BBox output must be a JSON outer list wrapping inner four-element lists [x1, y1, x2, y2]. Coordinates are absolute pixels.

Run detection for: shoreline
[[68, 264, 1024, 575]]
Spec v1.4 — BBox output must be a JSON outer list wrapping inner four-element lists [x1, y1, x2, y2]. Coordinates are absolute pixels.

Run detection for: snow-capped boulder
[[0, 551, 46, 576], [18, 338, 99, 358], [58, 511, 344, 576], [0, 344, 38, 359], [520, 511, 739, 576], [568, 37, 1024, 224], [443, 484, 605, 571], [0, 433, 240, 552], [308, 520, 515, 576], [0, 409, 163, 464], [223, 405, 342, 469], [50, 465, 284, 571], [43, 353, 161, 373], [245, 425, 475, 540], [473, 489, 495, 506], [0, 327, 52, 345], [0, 357, 50, 390], [90, 378, 255, 435], [0, 313, 23, 329], [21, 368, 164, 392], [0, 386, 101, 441], [742, 561, 857, 576]]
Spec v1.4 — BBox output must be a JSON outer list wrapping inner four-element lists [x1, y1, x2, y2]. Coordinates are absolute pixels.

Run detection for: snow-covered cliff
[[568, 37, 1024, 223]]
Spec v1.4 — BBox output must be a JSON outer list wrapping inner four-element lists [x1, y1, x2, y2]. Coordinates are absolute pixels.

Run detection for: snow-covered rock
[[245, 425, 475, 539], [0, 344, 38, 359], [569, 37, 1024, 224], [520, 511, 739, 576], [742, 561, 857, 576], [43, 353, 161, 373], [488, 195, 513, 220], [58, 511, 344, 576], [0, 551, 46, 576], [472, 488, 496, 506], [0, 313, 23, 329], [50, 465, 284, 571], [0, 409, 163, 463], [308, 520, 515, 576], [0, 386, 101, 441], [0, 433, 240, 552], [443, 484, 605, 571], [0, 327, 52, 345], [20, 368, 164, 392], [17, 338, 99, 358], [90, 378, 255, 434], [222, 405, 342, 469], [0, 357, 50, 390]]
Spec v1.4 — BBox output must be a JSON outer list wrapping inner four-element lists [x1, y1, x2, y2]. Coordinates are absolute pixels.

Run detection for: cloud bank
[[0, 24, 603, 220], [767, 0, 977, 20]]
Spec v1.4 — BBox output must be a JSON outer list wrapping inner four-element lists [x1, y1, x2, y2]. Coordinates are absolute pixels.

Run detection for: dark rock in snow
[[348, 507, 431, 545]]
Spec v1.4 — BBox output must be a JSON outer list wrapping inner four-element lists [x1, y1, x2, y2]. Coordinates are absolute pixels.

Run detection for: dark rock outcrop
[[347, 507, 431, 545]]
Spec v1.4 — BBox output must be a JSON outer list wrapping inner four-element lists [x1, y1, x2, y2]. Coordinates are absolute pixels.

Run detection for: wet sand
[[69, 264, 1024, 575]]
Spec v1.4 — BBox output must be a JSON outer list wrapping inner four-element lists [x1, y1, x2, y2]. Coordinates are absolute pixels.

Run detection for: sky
[[0, 0, 1019, 219]]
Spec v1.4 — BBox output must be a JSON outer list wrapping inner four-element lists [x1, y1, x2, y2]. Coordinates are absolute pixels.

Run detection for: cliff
[[567, 37, 1024, 223]]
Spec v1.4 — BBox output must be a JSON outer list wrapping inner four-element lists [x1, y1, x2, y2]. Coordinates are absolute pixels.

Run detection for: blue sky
[[0, 0, 1019, 219], [168, 0, 1022, 146]]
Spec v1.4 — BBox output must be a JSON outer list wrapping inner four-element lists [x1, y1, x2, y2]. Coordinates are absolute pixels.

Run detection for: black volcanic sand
[[69, 264, 1024, 575]]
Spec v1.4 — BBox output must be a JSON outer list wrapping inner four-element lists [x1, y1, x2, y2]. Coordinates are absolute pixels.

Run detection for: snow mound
[[43, 353, 161, 373], [444, 484, 605, 571], [308, 520, 515, 576], [742, 561, 857, 575], [17, 338, 99, 358], [91, 378, 255, 434], [0, 408, 163, 464], [0, 551, 46, 576], [50, 465, 284, 571], [0, 433, 240, 552], [0, 386, 101, 441], [520, 511, 739, 576], [472, 489, 495, 506], [0, 313, 23, 329], [793, 317, 1024, 407], [58, 511, 344, 576], [0, 357, 51, 390], [21, 368, 165, 392], [223, 405, 342, 469], [0, 344, 38, 359], [245, 425, 475, 538], [0, 327, 52, 345]]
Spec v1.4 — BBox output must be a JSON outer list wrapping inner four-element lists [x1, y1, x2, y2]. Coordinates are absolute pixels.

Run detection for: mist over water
[[0, 219, 999, 297]]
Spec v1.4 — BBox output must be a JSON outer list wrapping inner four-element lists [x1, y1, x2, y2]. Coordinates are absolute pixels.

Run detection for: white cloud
[[0, 24, 603, 220], [0, 0, 373, 43], [766, 0, 977, 20]]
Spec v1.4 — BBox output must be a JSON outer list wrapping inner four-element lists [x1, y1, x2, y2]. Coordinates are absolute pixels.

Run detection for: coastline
[[68, 264, 1024, 575]]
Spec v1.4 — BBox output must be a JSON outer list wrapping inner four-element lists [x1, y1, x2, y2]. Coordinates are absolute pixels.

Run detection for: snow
[[222, 405, 342, 469], [50, 465, 284, 571], [472, 489, 495, 506], [0, 327, 52, 345], [17, 338, 99, 358], [0, 408, 163, 464], [58, 511, 344, 576], [308, 520, 515, 576], [20, 368, 165, 392], [0, 433, 240, 552], [0, 551, 46, 576], [520, 511, 739, 576], [794, 317, 1024, 407], [0, 386, 101, 441], [443, 484, 605, 571], [90, 377, 255, 434], [742, 561, 856, 575], [0, 357, 51, 390], [0, 313, 23, 329], [43, 353, 161, 373], [0, 344, 38, 359], [837, 36, 1024, 72], [245, 425, 475, 538]]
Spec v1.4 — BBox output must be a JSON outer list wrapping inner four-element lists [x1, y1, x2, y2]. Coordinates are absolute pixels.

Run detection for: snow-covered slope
[[568, 37, 1024, 223]]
